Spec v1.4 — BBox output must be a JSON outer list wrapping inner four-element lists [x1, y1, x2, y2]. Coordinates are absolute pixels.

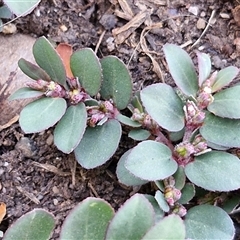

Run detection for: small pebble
[[15, 137, 36, 158], [60, 24, 68, 32], [197, 18, 206, 29], [200, 11, 206, 17], [2, 23, 17, 34], [46, 134, 54, 145], [52, 186, 60, 194], [188, 6, 199, 16], [212, 55, 225, 69], [220, 13, 230, 19], [53, 199, 58, 205]]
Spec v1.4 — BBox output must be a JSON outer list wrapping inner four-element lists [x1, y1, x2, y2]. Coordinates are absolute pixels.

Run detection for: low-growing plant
[[116, 44, 240, 238], [10, 36, 132, 169], [0, 194, 190, 240], [9, 37, 240, 238]]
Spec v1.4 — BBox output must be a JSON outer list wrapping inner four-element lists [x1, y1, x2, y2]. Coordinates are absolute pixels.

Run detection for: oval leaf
[[19, 98, 67, 133], [125, 140, 178, 181], [197, 51, 211, 86], [116, 113, 141, 127], [200, 112, 240, 148], [178, 183, 195, 204], [185, 205, 235, 239], [3, 0, 40, 16], [142, 214, 185, 240], [105, 194, 154, 240], [208, 85, 240, 119], [18, 58, 51, 81], [8, 87, 44, 100], [173, 166, 186, 190], [70, 48, 102, 96], [211, 66, 239, 93], [54, 103, 87, 154], [100, 56, 132, 110], [163, 44, 198, 96], [116, 150, 149, 187], [3, 209, 55, 240], [60, 198, 114, 240], [140, 83, 184, 131], [0, 5, 13, 19], [74, 119, 121, 169], [33, 36, 67, 88], [155, 190, 170, 212], [128, 129, 151, 141], [185, 151, 240, 191]]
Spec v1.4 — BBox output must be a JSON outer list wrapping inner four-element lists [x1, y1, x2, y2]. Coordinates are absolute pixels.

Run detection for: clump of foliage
[[10, 36, 132, 169], [9, 38, 240, 238], [116, 44, 240, 239]]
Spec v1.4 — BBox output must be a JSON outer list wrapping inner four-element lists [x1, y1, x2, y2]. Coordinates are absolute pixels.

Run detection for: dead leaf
[[232, 5, 240, 27], [56, 43, 74, 78], [0, 202, 6, 223], [113, 10, 151, 44]]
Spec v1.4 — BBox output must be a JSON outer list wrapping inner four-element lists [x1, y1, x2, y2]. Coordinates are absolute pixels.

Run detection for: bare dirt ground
[[1, 0, 240, 239]]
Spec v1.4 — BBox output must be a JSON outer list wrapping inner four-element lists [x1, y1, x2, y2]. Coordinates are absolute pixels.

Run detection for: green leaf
[[116, 150, 148, 187], [18, 58, 51, 81], [100, 56, 132, 110], [208, 85, 240, 119], [125, 140, 178, 181], [200, 112, 240, 148], [60, 198, 114, 240], [185, 205, 235, 239], [173, 166, 186, 190], [185, 151, 240, 191], [3, 0, 40, 16], [131, 94, 144, 112], [54, 103, 87, 154], [163, 43, 198, 96], [74, 119, 121, 169], [19, 98, 67, 133], [116, 113, 141, 127], [105, 194, 154, 240], [178, 183, 195, 204], [3, 209, 55, 240], [144, 195, 164, 222], [0, 5, 12, 18], [33, 36, 67, 88], [197, 51, 211, 86], [8, 87, 44, 100], [142, 214, 185, 240], [211, 66, 239, 92], [140, 83, 184, 131], [154, 190, 170, 212], [70, 48, 102, 96], [128, 129, 151, 141]]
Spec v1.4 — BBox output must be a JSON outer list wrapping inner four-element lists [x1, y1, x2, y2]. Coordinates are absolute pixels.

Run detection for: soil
[[1, 0, 240, 239]]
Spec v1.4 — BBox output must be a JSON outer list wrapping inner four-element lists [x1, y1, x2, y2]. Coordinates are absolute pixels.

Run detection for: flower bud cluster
[[132, 108, 158, 129], [68, 88, 88, 104], [26, 79, 49, 91], [197, 78, 214, 109], [174, 135, 210, 164], [171, 203, 187, 217], [87, 100, 119, 127], [163, 177, 187, 217], [184, 101, 205, 128], [45, 81, 66, 98]]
